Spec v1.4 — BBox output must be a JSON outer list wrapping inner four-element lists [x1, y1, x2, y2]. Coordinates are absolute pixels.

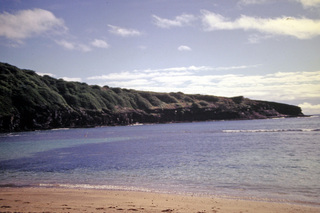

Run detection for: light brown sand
[[0, 187, 319, 213]]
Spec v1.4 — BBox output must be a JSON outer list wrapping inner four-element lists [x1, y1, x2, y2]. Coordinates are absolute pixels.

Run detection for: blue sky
[[1, 0, 320, 114]]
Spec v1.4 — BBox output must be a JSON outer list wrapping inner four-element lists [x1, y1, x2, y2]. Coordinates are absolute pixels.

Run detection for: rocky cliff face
[[0, 62, 303, 132]]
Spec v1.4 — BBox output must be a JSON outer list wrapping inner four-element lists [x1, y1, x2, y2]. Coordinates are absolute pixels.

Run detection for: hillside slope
[[0, 62, 303, 132]]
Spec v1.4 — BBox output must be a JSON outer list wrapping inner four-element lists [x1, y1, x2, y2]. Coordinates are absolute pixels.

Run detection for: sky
[[0, 0, 320, 115]]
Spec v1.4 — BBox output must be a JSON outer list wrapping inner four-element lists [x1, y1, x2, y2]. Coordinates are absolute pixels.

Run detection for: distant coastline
[[0, 62, 304, 132]]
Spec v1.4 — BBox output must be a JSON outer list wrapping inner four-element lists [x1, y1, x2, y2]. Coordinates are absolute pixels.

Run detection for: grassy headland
[[0, 62, 303, 132]]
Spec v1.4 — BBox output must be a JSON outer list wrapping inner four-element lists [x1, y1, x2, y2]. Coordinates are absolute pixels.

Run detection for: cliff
[[0, 62, 304, 132]]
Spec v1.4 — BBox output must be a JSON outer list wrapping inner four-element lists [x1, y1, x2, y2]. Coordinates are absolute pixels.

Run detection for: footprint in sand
[[162, 209, 174, 212], [96, 207, 105, 210]]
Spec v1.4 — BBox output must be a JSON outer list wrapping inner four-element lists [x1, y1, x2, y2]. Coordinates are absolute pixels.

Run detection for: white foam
[[222, 129, 320, 133], [39, 183, 153, 192], [51, 128, 70, 131]]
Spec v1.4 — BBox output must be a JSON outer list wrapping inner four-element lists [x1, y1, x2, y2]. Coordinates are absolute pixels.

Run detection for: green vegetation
[[0, 63, 67, 116], [0, 62, 303, 132]]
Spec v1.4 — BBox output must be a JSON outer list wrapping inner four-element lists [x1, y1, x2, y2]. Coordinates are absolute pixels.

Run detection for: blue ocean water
[[0, 116, 319, 205]]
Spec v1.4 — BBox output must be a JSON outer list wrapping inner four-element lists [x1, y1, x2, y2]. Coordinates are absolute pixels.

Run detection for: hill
[[0, 62, 303, 132]]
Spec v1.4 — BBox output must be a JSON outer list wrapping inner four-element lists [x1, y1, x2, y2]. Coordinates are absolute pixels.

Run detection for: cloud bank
[[87, 66, 320, 109]]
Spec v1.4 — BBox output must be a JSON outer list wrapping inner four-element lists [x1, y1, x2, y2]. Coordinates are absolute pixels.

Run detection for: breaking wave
[[222, 129, 320, 133], [39, 183, 153, 192]]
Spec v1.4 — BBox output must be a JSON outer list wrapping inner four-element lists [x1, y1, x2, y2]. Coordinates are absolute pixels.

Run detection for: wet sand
[[0, 187, 319, 213]]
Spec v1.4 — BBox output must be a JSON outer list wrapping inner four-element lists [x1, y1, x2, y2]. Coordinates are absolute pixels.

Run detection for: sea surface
[[0, 116, 319, 205]]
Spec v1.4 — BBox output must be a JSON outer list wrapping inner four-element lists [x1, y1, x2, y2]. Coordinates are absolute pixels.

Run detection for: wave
[[222, 129, 320, 133], [0, 133, 22, 138], [39, 183, 153, 192], [51, 128, 70, 131]]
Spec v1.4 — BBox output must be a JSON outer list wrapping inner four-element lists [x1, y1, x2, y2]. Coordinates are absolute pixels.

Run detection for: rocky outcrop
[[0, 62, 304, 132]]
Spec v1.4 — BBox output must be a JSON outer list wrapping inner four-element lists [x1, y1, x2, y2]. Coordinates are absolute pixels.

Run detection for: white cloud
[[55, 40, 92, 52], [61, 77, 82, 82], [178, 45, 192, 51], [91, 39, 109, 48], [77, 43, 92, 52], [247, 33, 274, 43], [152, 13, 197, 28], [201, 10, 320, 39], [56, 39, 109, 52], [238, 0, 320, 8], [37, 72, 55, 77], [297, 0, 320, 8], [298, 102, 320, 115], [0, 8, 67, 43], [0, 9, 113, 50], [239, 0, 268, 5], [215, 64, 261, 70], [108, 24, 142, 37], [56, 40, 74, 50]]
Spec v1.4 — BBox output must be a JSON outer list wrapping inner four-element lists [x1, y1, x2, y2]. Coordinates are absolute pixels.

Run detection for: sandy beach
[[0, 188, 319, 213]]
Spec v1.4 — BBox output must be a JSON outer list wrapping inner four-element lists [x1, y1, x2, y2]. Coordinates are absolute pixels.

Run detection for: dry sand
[[0, 187, 319, 213]]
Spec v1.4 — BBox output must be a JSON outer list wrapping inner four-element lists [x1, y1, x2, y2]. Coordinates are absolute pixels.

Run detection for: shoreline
[[0, 115, 311, 134], [1, 187, 320, 213]]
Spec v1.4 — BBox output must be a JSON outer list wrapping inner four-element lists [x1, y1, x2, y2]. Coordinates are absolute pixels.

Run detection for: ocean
[[0, 116, 319, 205]]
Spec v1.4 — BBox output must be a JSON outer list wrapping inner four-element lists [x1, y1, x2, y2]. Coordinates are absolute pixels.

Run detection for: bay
[[0, 116, 319, 205]]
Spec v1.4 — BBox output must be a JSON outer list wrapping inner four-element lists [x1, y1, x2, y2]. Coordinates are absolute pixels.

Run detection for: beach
[[1, 118, 320, 212], [0, 188, 319, 213]]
